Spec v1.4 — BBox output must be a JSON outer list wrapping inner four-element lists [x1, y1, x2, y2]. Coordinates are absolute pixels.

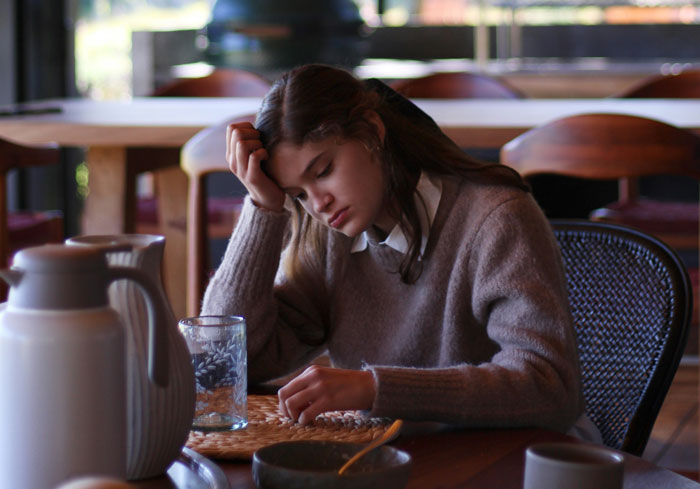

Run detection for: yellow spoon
[[337, 419, 404, 476]]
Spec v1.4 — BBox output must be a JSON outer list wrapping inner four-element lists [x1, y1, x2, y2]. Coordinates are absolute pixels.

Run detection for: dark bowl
[[252, 440, 412, 489]]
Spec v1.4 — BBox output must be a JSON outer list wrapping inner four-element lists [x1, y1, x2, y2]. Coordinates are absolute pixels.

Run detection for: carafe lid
[[13, 244, 107, 273], [4, 244, 111, 310]]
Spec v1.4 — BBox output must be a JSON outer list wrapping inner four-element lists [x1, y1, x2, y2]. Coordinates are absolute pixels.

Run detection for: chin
[[329, 227, 357, 238], [337, 222, 366, 239]]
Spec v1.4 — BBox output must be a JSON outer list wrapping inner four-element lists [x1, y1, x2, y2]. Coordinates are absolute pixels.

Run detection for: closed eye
[[316, 162, 332, 178]]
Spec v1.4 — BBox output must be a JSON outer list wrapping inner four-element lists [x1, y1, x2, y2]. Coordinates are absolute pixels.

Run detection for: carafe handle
[[107, 266, 169, 387]]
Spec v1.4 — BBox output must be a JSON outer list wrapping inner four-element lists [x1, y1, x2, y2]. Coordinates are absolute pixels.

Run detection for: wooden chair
[[135, 68, 269, 232], [181, 114, 255, 316], [390, 72, 525, 99], [552, 220, 691, 456], [619, 70, 700, 98], [500, 113, 700, 251], [0, 138, 64, 297], [614, 69, 700, 246], [614, 70, 700, 246], [502, 113, 700, 355], [619, 70, 700, 348], [128, 69, 270, 318], [391, 72, 524, 164], [133, 68, 267, 236], [152, 68, 272, 97]]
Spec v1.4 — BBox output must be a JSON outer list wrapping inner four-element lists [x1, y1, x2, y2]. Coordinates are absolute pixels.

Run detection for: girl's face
[[266, 135, 393, 238]]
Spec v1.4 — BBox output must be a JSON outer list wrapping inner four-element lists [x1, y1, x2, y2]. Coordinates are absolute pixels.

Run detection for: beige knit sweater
[[202, 174, 584, 432]]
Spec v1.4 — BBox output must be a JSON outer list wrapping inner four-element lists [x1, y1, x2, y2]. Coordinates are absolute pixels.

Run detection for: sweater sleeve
[[366, 195, 583, 432], [201, 197, 328, 383]]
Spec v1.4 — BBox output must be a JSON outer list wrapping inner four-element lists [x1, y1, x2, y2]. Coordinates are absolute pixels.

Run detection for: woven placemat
[[186, 395, 393, 460]]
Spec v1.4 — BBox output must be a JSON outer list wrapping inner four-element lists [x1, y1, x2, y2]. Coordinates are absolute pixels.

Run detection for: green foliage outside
[[75, 1, 210, 99]]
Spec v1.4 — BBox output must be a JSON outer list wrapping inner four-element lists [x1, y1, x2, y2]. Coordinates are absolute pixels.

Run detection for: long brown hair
[[256, 64, 528, 287]]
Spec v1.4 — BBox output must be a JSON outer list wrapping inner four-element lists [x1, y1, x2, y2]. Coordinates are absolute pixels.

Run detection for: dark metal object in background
[[204, 0, 370, 77]]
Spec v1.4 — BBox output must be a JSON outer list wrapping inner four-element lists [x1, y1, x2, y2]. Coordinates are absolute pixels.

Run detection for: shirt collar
[[350, 172, 442, 256]]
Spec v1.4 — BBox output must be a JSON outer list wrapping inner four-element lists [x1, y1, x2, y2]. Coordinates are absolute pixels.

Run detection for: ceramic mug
[[523, 442, 624, 489]]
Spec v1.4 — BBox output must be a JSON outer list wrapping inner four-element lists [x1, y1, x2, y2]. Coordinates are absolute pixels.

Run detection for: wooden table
[[133, 426, 700, 488], [3, 98, 700, 149], [0, 97, 261, 319], [2, 97, 700, 317]]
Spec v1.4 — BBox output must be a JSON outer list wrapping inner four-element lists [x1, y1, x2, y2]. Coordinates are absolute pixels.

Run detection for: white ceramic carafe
[[0, 244, 170, 489], [66, 234, 195, 480]]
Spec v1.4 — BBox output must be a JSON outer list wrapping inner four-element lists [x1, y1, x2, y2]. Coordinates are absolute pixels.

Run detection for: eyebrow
[[280, 150, 328, 192]]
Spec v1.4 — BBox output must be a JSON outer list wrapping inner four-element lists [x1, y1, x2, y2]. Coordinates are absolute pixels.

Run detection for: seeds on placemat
[[186, 394, 393, 460]]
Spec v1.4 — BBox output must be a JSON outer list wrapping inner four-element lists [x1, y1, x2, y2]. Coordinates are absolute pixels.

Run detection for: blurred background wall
[[1, 0, 81, 236], [3, 0, 700, 240], [67, 0, 700, 100]]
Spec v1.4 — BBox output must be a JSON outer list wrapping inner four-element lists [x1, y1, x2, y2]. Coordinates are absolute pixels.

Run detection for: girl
[[203, 64, 589, 436]]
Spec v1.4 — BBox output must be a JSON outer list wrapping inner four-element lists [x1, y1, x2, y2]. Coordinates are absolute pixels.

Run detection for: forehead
[[273, 139, 330, 161], [267, 139, 335, 184]]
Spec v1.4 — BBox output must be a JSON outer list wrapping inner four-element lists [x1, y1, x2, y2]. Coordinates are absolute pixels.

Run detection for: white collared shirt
[[350, 171, 443, 257]]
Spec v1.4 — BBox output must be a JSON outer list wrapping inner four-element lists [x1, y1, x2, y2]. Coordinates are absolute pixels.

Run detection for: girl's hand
[[226, 122, 286, 212], [277, 366, 377, 425]]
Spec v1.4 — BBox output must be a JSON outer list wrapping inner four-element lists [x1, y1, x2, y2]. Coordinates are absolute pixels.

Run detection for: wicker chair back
[[552, 220, 692, 456]]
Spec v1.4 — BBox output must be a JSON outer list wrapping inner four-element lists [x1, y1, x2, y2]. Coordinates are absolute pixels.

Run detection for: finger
[[298, 400, 327, 425], [278, 388, 293, 419], [247, 147, 270, 182], [278, 367, 317, 419], [234, 139, 264, 170], [278, 397, 290, 419], [283, 388, 320, 423], [242, 139, 264, 154], [233, 140, 264, 175], [226, 124, 233, 162], [226, 124, 253, 156], [278, 385, 298, 419], [280, 367, 331, 423], [227, 125, 259, 167], [228, 121, 256, 136], [230, 123, 259, 142]]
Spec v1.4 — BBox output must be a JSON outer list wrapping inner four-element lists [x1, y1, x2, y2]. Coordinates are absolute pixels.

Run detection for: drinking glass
[[178, 315, 248, 431]]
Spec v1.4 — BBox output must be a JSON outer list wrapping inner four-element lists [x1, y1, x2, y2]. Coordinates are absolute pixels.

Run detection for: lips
[[328, 208, 349, 229]]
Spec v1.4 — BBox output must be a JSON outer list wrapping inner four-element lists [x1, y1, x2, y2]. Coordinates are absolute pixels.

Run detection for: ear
[[364, 110, 386, 147]]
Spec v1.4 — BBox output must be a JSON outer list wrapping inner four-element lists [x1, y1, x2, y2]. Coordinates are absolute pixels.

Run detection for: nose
[[311, 190, 333, 214]]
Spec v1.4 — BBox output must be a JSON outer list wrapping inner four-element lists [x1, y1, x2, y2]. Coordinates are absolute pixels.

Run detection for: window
[[75, 0, 211, 99]]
